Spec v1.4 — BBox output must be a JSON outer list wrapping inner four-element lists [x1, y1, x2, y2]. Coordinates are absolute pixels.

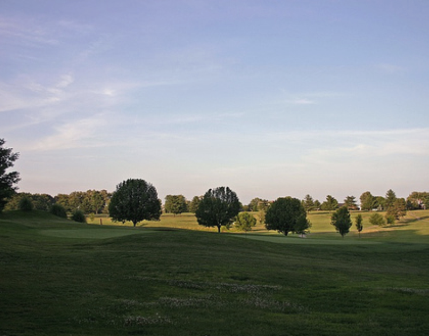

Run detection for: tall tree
[[331, 206, 353, 238], [355, 214, 363, 238], [265, 197, 310, 236], [195, 187, 240, 233], [0, 139, 20, 213], [303, 194, 315, 213], [109, 179, 162, 227], [344, 196, 358, 210], [385, 189, 397, 210], [360, 191, 377, 211], [320, 195, 339, 211]]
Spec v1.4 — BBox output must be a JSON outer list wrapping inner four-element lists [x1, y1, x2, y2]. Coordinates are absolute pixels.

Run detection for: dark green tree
[[71, 209, 86, 223], [320, 195, 339, 211], [0, 139, 20, 213], [331, 206, 353, 238], [265, 197, 309, 236], [19, 196, 33, 212], [355, 214, 363, 238], [50, 204, 67, 218], [195, 187, 240, 233], [109, 179, 162, 227], [234, 212, 257, 231]]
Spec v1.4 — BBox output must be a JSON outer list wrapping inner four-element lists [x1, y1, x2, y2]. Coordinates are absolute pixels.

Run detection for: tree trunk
[[217, 225, 221, 233]]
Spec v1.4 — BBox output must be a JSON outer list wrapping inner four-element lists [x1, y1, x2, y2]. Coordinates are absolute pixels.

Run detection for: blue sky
[[1, 0, 428, 204]]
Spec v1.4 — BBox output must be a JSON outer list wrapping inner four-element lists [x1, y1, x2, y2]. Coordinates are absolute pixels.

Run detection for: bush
[[18, 196, 33, 212], [385, 214, 396, 225], [71, 210, 86, 223], [50, 204, 68, 218], [369, 213, 385, 227], [234, 212, 257, 231]]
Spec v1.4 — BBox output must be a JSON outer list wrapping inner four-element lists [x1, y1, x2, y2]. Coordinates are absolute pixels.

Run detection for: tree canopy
[[108, 179, 162, 227], [360, 191, 377, 211], [195, 187, 240, 233], [331, 206, 353, 238], [320, 195, 339, 211], [164, 195, 188, 215], [265, 197, 310, 236], [234, 212, 257, 231], [0, 139, 20, 213]]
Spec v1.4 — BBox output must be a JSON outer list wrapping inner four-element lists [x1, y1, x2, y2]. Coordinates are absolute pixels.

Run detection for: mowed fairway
[[1, 210, 429, 335]]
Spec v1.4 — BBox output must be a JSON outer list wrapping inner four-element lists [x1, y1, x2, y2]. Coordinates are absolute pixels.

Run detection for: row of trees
[[4, 190, 112, 214]]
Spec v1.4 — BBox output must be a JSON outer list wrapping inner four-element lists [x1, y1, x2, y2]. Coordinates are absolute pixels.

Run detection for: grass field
[[1, 210, 429, 335]]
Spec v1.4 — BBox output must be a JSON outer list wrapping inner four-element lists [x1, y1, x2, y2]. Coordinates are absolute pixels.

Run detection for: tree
[[265, 197, 309, 236], [188, 196, 201, 213], [0, 139, 20, 213], [50, 204, 67, 218], [257, 200, 270, 225], [71, 209, 86, 223], [109, 179, 162, 227], [386, 198, 407, 221], [234, 212, 257, 231], [294, 215, 312, 236], [355, 214, 363, 238], [320, 195, 339, 211], [360, 191, 377, 211], [314, 199, 321, 210], [331, 206, 353, 238], [344, 196, 358, 210], [303, 194, 315, 213], [195, 187, 240, 233], [369, 213, 385, 227], [385, 189, 397, 210], [248, 197, 262, 212], [164, 195, 187, 215], [19, 196, 33, 212]]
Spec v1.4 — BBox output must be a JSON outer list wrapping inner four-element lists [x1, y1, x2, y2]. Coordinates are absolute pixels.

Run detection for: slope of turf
[[1, 211, 429, 335]]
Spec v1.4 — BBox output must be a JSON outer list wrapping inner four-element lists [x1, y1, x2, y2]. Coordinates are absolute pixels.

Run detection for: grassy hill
[[1, 210, 429, 335]]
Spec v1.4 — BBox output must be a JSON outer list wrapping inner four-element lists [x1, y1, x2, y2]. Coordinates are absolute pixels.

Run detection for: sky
[[1, 0, 429, 204]]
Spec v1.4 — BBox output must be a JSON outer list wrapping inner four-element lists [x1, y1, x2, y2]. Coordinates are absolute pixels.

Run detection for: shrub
[[18, 196, 33, 212], [50, 204, 68, 218], [71, 210, 86, 223], [369, 213, 385, 227], [234, 212, 257, 231], [385, 214, 396, 225]]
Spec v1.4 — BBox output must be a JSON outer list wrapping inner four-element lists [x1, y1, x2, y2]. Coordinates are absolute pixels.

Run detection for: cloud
[[376, 63, 405, 74], [29, 114, 107, 151]]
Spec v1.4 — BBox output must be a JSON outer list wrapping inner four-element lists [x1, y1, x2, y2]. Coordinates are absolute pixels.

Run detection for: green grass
[[1, 210, 429, 335]]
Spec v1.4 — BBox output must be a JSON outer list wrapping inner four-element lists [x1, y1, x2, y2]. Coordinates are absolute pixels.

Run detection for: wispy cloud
[[29, 114, 108, 151]]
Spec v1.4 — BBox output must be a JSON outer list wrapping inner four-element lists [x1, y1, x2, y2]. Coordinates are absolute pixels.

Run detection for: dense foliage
[[234, 212, 257, 231], [195, 186, 240, 233], [0, 139, 20, 213], [109, 179, 162, 227], [50, 204, 67, 218], [18, 196, 33, 212], [265, 197, 310, 236], [164, 195, 188, 215], [331, 206, 353, 237], [71, 209, 86, 223]]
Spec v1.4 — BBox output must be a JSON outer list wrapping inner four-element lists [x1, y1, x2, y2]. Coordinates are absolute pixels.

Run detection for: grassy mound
[[1, 211, 428, 335]]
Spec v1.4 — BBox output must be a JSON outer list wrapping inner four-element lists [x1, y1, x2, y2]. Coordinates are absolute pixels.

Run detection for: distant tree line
[[4, 190, 112, 215]]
